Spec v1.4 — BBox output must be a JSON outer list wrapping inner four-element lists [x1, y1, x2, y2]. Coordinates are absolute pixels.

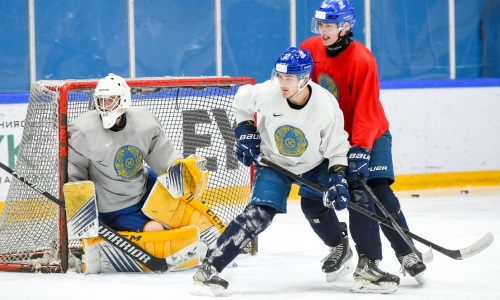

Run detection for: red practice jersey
[[301, 37, 389, 149]]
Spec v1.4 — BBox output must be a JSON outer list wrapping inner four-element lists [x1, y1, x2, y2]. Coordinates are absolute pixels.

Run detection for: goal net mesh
[[0, 76, 256, 272]]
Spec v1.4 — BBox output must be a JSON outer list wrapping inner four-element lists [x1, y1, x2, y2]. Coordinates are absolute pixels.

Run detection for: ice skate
[[351, 256, 400, 294], [321, 228, 354, 282], [397, 252, 426, 285], [193, 260, 228, 296]]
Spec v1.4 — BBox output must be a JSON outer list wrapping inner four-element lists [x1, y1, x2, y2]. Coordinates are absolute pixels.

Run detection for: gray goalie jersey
[[68, 106, 182, 213]]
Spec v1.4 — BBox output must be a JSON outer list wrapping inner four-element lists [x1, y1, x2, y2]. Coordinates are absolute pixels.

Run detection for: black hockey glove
[[233, 121, 261, 167]]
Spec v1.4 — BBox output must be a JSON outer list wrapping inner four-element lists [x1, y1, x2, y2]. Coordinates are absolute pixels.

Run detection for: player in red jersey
[[301, 0, 426, 294]]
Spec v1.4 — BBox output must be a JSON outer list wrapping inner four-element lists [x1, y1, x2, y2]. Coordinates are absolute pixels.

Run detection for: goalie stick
[[254, 156, 494, 261], [0, 162, 207, 272]]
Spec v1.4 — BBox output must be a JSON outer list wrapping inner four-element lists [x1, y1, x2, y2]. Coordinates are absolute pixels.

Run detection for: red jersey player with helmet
[[301, 0, 426, 294]]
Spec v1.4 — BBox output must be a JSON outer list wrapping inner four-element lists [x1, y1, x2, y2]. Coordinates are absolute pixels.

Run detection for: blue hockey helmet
[[312, 0, 356, 33], [272, 47, 313, 81], [271, 47, 313, 97]]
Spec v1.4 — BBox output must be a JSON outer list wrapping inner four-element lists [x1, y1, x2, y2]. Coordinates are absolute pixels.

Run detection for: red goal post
[[0, 76, 256, 273]]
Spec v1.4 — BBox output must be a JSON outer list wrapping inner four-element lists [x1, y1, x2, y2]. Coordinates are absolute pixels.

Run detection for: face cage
[[94, 95, 122, 113], [93, 95, 126, 128]]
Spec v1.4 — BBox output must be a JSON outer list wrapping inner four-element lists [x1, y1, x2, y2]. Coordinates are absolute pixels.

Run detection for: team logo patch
[[318, 73, 339, 99], [275, 125, 308, 157], [114, 145, 143, 179]]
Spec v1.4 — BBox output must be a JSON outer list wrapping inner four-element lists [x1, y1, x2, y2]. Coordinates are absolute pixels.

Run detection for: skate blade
[[193, 279, 226, 296], [421, 247, 434, 263], [350, 279, 398, 294], [414, 272, 425, 285], [326, 259, 354, 282]]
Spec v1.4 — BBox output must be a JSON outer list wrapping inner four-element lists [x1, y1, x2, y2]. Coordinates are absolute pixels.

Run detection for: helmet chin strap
[[289, 77, 310, 100]]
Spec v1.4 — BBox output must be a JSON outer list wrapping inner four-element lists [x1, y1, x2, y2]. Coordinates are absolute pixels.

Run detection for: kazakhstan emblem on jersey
[[275, 125, 308, 157], [114, 145, 143, 179], [318, 73, 339, 99]]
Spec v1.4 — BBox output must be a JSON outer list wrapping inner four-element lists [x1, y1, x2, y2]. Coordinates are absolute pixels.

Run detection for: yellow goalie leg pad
[[142, 180, 226, 247], [143, 180, 226, 232], [182, 194, 226, 232], [122, 226, 200, 270], [81, 226, 200, 273], [81, 237, 102, 274], [63, 181, 99, 239]]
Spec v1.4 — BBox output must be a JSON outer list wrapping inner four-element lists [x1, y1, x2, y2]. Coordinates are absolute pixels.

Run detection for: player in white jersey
[[68, 73, 182, 232], [193, 47, 352, 294]]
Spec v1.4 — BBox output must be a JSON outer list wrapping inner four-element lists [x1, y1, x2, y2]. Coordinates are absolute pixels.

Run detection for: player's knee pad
[[349, 188, 373, 210], [304, 207, 332, 224], [234, 205, 276, 237], [81, 226, 200, 274], [347, 189, 381, 258]]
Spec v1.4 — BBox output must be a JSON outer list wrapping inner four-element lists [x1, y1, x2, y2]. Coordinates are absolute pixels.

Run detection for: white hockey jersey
[[233, 80, 349, 174], [68, 106, 182, 213]]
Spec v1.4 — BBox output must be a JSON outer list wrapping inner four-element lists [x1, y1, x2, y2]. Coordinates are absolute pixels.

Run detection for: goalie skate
[[350, 256, 400, 294], [193, 260, 228, 296]]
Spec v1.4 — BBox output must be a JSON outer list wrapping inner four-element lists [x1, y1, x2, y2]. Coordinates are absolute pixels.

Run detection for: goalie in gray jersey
[[68, 73, 182, 232]]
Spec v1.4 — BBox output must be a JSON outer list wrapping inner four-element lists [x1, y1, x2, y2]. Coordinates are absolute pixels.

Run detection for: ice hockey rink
[[0, 187, 498, 300]]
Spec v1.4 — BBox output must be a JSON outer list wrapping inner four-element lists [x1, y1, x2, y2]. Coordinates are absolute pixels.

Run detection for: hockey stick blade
[[454, 232, 494, 260], [347, 202, 492, 261], [254, 156, 493, 261], [0, 162, 206, 272]]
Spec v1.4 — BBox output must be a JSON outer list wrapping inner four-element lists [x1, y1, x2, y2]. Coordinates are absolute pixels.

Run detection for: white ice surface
[[0, 188, 498, 300]]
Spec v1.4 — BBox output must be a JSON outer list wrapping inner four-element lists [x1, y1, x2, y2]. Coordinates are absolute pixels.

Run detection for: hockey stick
[[254, 156, 494, 260], [255, 155, 428, 262], [357, 177, 424, 261], [0, 162, 207, 272]]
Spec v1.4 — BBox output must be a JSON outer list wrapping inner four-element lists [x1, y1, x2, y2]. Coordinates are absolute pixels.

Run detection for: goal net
[[0, 76, 256, 272]]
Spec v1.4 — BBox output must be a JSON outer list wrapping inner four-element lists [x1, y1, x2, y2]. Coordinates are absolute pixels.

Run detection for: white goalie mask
[[93, 73, 131, 129]]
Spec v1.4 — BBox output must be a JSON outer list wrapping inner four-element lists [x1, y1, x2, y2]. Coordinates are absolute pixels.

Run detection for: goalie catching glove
[[158, 154, 208, 199]]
